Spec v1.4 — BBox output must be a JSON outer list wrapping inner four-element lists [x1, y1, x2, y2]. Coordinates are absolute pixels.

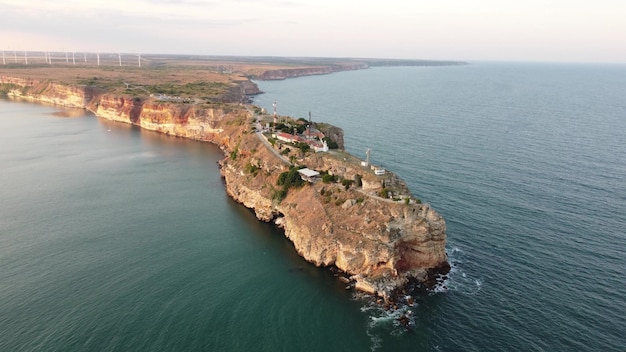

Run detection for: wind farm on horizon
[[1, 50, 144, 67]]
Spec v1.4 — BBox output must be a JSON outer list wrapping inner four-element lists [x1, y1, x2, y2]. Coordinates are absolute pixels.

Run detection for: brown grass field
[[0, 53, 346, 97]]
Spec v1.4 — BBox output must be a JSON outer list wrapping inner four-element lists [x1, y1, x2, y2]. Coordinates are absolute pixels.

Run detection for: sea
[[1, 62, 625, 351]]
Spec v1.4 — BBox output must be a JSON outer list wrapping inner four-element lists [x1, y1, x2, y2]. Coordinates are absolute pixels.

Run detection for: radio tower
[[308, 111, 312, 139], [273, 100, 277, 129]]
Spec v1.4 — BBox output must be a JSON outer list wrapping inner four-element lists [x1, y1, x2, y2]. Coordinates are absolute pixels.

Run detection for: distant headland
[[0, 54, 453, 301]]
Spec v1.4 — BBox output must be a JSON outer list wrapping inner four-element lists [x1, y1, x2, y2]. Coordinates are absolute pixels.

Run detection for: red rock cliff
[[1, 77, 449, 300]]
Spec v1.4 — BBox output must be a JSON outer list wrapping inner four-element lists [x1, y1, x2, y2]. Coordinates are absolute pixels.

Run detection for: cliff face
[[2, 77, 448, 300], [255, 63, 368, 80], [220, 137, 448, 299], [1, 76, 102, 108], [94, 95, 242, 141]]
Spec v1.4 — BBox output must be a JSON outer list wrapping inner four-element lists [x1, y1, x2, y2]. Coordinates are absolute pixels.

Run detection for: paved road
[[245, 106, 291, 165]]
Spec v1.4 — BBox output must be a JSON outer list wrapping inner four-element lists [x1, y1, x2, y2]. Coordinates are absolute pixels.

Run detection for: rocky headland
[[0, 73, 449, 301]]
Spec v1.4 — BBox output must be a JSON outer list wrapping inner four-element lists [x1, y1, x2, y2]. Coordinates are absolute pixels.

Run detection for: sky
[[0, 0, 625, 63]]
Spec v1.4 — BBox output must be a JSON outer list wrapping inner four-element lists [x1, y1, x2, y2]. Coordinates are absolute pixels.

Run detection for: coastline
[[0, 73, 449, 301]]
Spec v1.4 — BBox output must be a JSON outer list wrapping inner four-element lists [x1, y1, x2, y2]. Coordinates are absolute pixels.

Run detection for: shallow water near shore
[[2, 62, 626, 351]]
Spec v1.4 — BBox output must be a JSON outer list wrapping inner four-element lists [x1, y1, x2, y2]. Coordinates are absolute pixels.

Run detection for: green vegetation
[[378, 188, 390, 198], [354, 174, 363, 187], [341, 179, 354, 190], [322, 172, 338, 183], [295, 142, 311, 154], [245, 162, 260, 177], [145, 81, 230, 98], [0, 83, 20, 94], [274, 121, 307, 135], [230, 143, 239, 160], [274, 166, 306, 202], [322, 136, 339, 149]]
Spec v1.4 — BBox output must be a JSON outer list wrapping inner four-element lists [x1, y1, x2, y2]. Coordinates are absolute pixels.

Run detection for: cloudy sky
[[1, 0, 625, 63]]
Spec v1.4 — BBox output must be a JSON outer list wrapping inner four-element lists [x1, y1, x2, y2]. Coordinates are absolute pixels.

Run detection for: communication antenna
[[118, 53, 122, 66], [273, 100, 277, 128], [308, 111, 312, 138]]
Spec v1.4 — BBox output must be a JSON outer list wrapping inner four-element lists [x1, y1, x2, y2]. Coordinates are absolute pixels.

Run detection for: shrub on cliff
[[322, 137, 339, 149], [322, 173, 337, 183], [354, 174, 363, 187], [245, 162, 260, 177], [295, 142, 311, 154], [277, 167, 305, 189], [274, 166, 306, 203]]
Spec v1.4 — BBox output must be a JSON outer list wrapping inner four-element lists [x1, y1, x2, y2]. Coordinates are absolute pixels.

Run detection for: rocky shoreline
[[1, 75, 449, 301]]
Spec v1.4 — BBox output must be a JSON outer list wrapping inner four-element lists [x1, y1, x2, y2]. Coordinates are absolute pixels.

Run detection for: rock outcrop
[[1, 77, 449, 300], [254, 63, 368, 80]]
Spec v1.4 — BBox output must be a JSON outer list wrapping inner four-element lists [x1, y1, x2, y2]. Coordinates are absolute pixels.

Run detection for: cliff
[[1, 77, 449, 300], [221, 147, 449, 299], [254, 63, 368, 80]]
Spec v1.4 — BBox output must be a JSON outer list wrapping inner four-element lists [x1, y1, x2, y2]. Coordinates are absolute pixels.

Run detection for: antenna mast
[[308, 111, 312, 139], [273, 100, 277, 129]]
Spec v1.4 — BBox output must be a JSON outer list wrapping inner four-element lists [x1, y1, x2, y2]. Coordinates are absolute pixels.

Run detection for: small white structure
[[361, 148, 371, 167], [311, 139, 329, 153], [297, 168, 320, 182]]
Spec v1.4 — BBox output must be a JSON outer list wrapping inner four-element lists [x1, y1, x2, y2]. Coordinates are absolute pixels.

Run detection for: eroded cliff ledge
[[1, 77, 449, 300], [252, 63, 368, 80]]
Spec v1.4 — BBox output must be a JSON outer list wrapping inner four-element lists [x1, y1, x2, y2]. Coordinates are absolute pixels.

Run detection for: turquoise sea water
[[1, 62, 625, 351]]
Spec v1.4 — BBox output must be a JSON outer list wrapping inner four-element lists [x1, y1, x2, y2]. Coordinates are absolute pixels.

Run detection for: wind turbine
[[72, 52, 75, 65], [24, 51, 28, 64], [83, 52, 87, 63], [137, 54, 141, 67], [2, 51, 5, 65], [65, 52, 69, 63], [14, 51, 17, 63], [96, 52, 100, 66], [118, 53, 122, 66]]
